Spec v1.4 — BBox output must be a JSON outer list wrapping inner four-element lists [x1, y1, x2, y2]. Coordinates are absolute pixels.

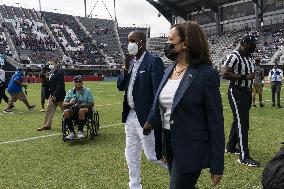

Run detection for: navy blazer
[[49, 69, 65, 102], [117, 51, 164, 127], [147, 61, 225, 175]]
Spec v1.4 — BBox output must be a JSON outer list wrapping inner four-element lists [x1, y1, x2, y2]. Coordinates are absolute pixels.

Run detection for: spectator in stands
[[37, 60, 65, 131], [0, 65, 9, 105], [144, 21, 224, 189], [268, 63, 283, 108], [39, 65, 50, 112], [3, 68, 35, 113], [117, 30, 166, 189], [252, 58, 265, 107], [63, 75, 94, 139]]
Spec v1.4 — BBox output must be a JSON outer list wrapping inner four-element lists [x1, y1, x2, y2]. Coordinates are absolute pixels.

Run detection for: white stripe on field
[[96, 103, 121, 107], [0, 123, 124, 145]]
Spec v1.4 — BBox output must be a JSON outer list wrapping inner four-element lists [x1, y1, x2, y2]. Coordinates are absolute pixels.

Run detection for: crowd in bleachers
[[43, 12, 105, 66]]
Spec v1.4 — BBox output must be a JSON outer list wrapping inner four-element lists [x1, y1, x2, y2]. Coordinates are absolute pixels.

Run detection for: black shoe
[[252, 104, 256, 108], [237, 156, 260, 167], [260, 103, 265, 108], [277, 105, 282, 108], [225, 147, 240, 154]]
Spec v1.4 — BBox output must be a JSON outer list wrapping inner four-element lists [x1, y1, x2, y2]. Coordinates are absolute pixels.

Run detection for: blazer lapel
[[171, 66, 200, 114], [134, 51, 148, 82], [156, 64, 175, 98]]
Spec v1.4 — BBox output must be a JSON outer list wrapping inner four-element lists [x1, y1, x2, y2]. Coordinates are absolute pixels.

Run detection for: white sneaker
[[3, 109, 14, 114], [40, 109, 45, 112], [77, 131, 84, 139], [65, 132, 75, 140]]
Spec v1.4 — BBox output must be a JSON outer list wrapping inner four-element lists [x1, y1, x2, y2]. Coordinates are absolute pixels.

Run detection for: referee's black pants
[[227, 87, 251, 160], [0, 84, 8, 104]]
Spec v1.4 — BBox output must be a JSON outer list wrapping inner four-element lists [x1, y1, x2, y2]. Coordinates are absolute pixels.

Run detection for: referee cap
[[241, 34, 258, 45]]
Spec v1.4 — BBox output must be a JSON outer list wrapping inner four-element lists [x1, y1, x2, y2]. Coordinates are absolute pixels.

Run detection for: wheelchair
[[61, 109, 100, 141]]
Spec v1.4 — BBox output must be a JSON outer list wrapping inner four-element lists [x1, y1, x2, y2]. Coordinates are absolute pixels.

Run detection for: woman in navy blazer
[[143, 22, 225, 189]]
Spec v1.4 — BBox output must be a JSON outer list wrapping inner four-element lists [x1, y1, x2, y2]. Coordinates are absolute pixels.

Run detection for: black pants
[[163, 129, 173, 175], [170, 159, 201, 189], [227, 87, 251, 160], [271, 81, 282, 106], [0, 84, 8, 104]]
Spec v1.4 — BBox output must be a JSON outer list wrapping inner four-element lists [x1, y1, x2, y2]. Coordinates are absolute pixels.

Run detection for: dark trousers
[[170, 159, 201, 189], [0, 84, 9, 104], [163, 129, 173, 175], [271, 81, 282, 106], [227, 87, 251, 160], [65, 117, 85, 132]]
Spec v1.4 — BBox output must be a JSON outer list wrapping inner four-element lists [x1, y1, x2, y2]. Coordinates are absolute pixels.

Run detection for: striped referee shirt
[[223, 51, 255, 88]]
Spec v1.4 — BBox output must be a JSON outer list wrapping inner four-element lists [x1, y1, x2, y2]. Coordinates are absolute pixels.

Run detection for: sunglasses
[[74, 80, 82, 83]]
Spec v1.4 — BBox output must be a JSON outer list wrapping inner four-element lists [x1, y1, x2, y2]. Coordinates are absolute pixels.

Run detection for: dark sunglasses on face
[[74, 80, 82, 83]]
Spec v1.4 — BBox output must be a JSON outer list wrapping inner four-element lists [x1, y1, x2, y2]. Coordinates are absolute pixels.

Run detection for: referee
[[222, 34, 260, 167]]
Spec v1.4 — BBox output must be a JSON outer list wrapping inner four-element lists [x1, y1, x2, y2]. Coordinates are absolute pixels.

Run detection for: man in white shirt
[[117, 31, 166, 189], [268, 63, 283, 108]]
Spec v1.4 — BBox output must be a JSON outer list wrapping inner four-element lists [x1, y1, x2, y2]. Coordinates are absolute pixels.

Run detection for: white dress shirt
[[268, 68, 283, 82], [127, 52, 146, 109], [159, 78, 181, 130]]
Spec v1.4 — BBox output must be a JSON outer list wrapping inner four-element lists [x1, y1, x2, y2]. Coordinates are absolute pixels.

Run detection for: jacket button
[[169, 120, 174, 125]]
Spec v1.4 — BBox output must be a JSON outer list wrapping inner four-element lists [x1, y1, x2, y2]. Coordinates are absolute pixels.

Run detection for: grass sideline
[[0, 81, 283, 189]]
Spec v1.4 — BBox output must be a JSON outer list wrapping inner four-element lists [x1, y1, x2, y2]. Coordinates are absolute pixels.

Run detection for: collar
[[73, 87, 85, 93], [134, 51, 146, 64]]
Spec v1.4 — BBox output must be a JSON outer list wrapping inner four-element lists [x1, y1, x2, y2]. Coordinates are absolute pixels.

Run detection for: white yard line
[[96, 103, 121, 107], [0, 123, 124, 145]]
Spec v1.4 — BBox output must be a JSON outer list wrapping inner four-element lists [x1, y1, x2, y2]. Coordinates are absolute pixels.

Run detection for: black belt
[[229, 84, 251, 91]]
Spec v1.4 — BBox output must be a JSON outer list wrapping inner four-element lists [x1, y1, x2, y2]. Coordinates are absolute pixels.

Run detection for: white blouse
[[159, 78, 181, 130]]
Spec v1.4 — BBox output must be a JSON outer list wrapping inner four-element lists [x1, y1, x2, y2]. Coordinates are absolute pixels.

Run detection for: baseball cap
[[74, 75, 82, 82], [240, 34, 258, 44]]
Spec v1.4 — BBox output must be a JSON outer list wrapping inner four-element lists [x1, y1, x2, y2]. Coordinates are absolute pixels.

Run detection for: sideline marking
[[0, 123, 124, 145]]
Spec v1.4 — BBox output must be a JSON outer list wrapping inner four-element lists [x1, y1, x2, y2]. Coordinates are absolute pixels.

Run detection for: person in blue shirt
[[3, 68, 35, 114], [63, 75, 94, 139]]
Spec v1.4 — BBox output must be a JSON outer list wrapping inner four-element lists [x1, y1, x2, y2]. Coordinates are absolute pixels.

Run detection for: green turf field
[[0, 81, 283, 189]]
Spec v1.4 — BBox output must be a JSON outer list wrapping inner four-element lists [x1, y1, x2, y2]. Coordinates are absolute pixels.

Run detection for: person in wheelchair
[[63, 75, 94, 139]]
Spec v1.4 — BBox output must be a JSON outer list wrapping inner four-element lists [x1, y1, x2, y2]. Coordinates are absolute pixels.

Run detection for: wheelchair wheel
[[93, 110, 100, 136], [61, 118, 69, 142], [87, 115, 94, 140]]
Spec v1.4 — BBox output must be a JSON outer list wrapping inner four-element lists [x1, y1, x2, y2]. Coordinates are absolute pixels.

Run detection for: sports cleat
[[28, 105, 36, 111], [3, 109, 14, 114], [225, 147, 240, 154], [237, 156, 260, 167]]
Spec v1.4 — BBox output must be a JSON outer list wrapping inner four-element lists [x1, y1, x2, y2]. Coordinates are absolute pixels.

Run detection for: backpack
[[262, 145, 284, 189]]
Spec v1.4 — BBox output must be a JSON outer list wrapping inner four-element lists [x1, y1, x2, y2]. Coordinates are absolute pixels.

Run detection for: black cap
[[74, 75, 82, 82], [241, 34, 258, 45]]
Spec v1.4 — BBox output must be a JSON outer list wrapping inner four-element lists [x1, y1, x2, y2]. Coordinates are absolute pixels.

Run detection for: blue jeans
[[170, 160, 201, 189]]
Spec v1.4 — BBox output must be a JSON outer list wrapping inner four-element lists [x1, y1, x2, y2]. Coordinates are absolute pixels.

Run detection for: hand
[[124, 54, 134, 71], [50, 96, 56, 102], [70, 99, 77, 105], [246, 73, 255, 80], [143, 122, 153, 135], [211, 174, 222, 187], [161, 155, 168, 164]]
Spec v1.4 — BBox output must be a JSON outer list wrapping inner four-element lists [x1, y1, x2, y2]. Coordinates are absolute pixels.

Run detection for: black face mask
[[164, 43, 179, 61], [248, 44, 256, 54]]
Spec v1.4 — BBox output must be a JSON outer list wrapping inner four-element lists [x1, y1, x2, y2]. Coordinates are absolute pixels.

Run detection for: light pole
[[39, 0, 42, 12]]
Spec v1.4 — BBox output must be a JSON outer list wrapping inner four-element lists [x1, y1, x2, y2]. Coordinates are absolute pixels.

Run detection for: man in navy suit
[[117, 30, 165, 189]]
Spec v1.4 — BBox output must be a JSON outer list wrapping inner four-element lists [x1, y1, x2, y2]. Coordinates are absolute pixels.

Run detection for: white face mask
[[49, 64, 55, 70], [128, 42, 139, 55]]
